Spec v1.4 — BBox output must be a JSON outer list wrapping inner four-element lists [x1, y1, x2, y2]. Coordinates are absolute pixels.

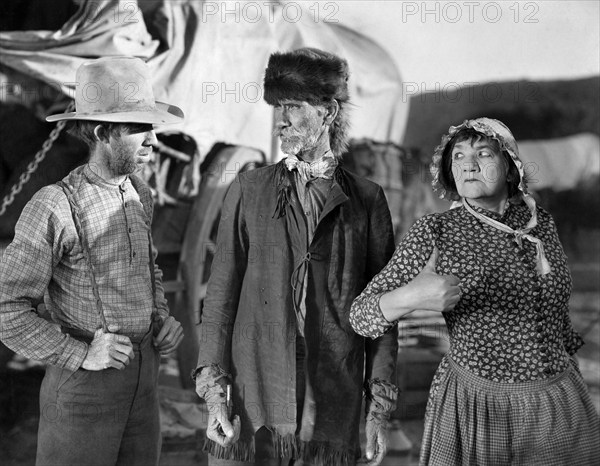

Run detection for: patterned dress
[[351, 201, 600, 465]]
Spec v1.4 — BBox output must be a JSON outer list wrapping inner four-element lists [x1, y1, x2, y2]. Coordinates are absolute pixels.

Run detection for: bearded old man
[[193, 48, 399, 466], [0, 57, 184, 466]]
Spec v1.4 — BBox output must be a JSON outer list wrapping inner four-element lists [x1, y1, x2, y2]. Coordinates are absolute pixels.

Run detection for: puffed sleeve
[[351, 214, 438, 339]]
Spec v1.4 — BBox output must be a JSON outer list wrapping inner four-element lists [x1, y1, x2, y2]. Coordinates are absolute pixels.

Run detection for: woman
[[350, 118, 600, 465]]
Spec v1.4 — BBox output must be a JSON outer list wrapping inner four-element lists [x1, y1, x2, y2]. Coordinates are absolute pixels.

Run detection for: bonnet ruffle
[[430, 117, 528, 201]]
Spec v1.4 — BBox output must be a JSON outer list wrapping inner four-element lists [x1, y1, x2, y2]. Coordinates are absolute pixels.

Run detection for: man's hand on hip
[[81, 329, 134, 371], [153, 315, 184, 355]]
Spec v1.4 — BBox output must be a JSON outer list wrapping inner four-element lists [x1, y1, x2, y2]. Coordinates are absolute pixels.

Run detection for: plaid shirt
[[0, 164, 169, 371]]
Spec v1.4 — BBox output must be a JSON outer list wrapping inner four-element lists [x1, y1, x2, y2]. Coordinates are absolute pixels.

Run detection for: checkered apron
[[420, 355, 600, 465]]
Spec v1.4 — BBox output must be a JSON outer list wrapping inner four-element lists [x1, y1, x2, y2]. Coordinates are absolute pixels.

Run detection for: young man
[[0, 56, 184, 466], [194, 48, 399, 466]]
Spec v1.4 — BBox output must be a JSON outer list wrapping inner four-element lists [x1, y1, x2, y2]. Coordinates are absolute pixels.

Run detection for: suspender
[[129, 176, 158, 305], [57, 180, 158, 333]]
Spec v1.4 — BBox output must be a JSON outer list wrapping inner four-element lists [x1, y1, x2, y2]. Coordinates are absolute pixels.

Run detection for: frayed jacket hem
[[204, 432, 358, 466]]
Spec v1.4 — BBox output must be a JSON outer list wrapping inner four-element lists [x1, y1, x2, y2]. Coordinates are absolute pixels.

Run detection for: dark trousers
[[36, 330, 161, 466]]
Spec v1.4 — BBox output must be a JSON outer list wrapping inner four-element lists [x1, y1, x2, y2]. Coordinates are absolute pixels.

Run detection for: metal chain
[[0, 101, 76, 217]]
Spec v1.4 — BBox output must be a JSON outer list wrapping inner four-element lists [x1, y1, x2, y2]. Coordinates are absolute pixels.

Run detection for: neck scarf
[[462, 195, 551, 275], [284, 151, 338, 183]]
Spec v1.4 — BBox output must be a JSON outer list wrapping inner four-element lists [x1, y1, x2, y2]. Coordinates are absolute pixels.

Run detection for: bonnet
[[430, 117, 550, 275]]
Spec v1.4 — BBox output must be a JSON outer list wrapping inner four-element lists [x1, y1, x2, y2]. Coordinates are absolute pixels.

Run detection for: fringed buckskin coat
[[196, 161, 398, 465]]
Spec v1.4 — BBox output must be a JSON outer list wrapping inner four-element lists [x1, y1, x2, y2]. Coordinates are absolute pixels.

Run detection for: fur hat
[[264, 48, 351, 157]]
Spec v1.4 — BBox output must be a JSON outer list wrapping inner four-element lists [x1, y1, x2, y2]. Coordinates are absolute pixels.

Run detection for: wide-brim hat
[[430, 117, 527, 201], [46, 56, 184, 125]]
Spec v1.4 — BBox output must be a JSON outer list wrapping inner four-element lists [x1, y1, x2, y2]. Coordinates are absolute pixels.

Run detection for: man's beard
[[104, 143, 138, 177], [280, 135, 306, 156], [277, 127, 323, 156]]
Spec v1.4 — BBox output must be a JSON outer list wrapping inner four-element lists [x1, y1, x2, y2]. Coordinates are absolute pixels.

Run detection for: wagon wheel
[[174, 146, 265, 386]]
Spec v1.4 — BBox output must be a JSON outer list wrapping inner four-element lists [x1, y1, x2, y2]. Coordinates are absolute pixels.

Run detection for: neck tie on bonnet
[[430, 117, 551, 276]]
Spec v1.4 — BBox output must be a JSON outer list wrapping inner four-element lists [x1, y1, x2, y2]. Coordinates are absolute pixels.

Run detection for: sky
[[320, 0, 600, 88]]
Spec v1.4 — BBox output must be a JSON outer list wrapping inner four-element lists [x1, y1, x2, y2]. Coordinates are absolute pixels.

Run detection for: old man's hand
[[206, 404, 241, 447], [82, 329, 134, 371], [360, 411, 389, 466], [195, 367, 241, 448], [153, 315, 184, 355]]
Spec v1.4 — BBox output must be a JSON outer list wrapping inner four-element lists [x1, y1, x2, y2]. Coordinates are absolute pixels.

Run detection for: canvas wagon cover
[[0, 0, 408, 159]]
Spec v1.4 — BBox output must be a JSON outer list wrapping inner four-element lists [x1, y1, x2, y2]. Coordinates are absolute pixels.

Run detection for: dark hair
[[438, 128, 521, 199], [67, 121, 130, 149]]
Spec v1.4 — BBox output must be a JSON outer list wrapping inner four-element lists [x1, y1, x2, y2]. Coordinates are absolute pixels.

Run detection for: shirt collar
[[83, 164, 130, 190]]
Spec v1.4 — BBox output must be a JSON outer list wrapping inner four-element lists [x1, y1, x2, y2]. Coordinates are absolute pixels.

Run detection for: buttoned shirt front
[[0, 164, 168, 371], [290, 172, 333, 335]]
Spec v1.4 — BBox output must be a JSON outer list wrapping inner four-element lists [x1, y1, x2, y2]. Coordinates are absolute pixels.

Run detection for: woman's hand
[[380, 247, 461, 321]]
